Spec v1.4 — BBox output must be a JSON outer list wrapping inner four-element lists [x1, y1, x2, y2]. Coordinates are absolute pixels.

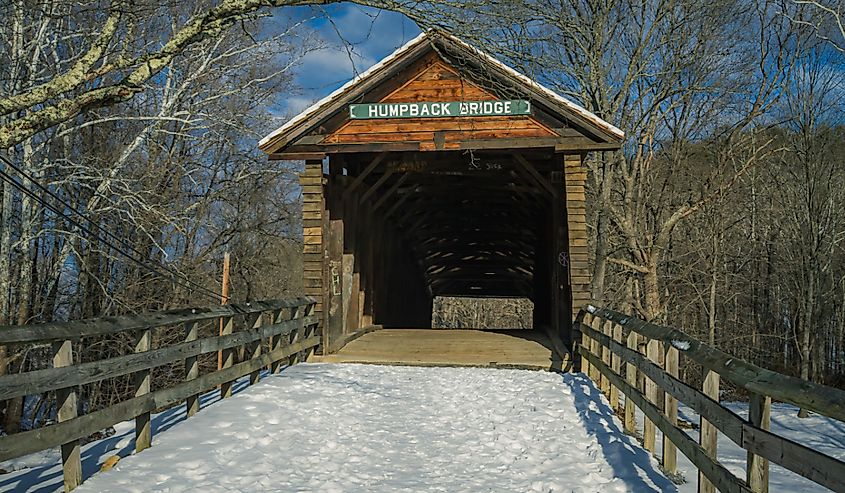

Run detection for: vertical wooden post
[[269, 308, 285, 374], [184, 321, 199, 417], [53, 339, 81, 492], [217, 251, 230, 371], [610, 323, 622, 413], [624, 330, 638, 434], [663, 345, 679, 474], [698, 370, 720, 493], [643, 337, 659, 453], [326, 219, 344, 352], [219, 316, 235, 398], [288, 304, 303, 366], [747, 392, 771, 493], [134, 328, 152, 452], [303, 302, 318, 361], [564, 154, 591, 330], [249, 312, 263, 385], [579, 313, 592, 376], [599, 318, 611, 396], [302, 159, 325, 335]]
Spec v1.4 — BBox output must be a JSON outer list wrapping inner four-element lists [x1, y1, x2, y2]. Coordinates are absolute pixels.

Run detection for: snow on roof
[[440, 33, 625, 140], [258, 32, 430, 150], [259, 31, 624, 152]]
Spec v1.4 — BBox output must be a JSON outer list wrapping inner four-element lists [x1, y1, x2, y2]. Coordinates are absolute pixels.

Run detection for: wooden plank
[[184, 321, 199, 417], [644, 338, 660, 453], [134, 328, 152, 453], [342, 152, 387, 199], [580, 348, 751, 493], [579, 321, 744, 443], [0, 332, 321, 463], [746, 393, 770, 493], [0, 316, 317, 401], [581, 315, 845, 492], [219, 316, 235, 399], [53, 339, 81, 491], [599, 318, 611, 396], [699, 370, 720, 493], [663, 345, 679, 474], [0, 298, 313, 344], [372, 173, 410, 211], [248, 314, 263, 385], [359, 168, 395, 205], [741, 413, 845, 492], [610, 323, 622, 413], [513, 154, 554, 196], [624, 330, 638, 434], [585, 306, 845, 423], [269, 309, 285, 374]]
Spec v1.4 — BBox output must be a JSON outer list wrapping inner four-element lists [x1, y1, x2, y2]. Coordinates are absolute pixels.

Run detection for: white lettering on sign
[[349, 100, 530, 119]]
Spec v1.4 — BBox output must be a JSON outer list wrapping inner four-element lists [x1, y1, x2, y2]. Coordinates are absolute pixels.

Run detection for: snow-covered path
[[74, 364, 675, 493]]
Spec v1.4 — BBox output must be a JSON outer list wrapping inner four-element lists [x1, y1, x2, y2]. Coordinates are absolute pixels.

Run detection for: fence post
[[589, 316, 602, 383], [599, 318, 611, 396], [52, 339, 81, 491], [249, 312, 263, 385], [610, 323, 622, 413], [663, 345, 679, 475], [643, 337, 660, 453], [289, 304, 303, 366], [220, 315, 235, 398], [624, 330, 638, 434], [698, 370, 720, 493], [184, 321, 199, 417], [747, 392, 771, 493], [269, 308, 285, 373], [303, 302, 318, 361], [134, 327, 152, 452], [579, 312, 593, 377]]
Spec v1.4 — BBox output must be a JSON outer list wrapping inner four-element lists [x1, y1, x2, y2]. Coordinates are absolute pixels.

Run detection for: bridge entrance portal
[[259, 31, 623, 364]]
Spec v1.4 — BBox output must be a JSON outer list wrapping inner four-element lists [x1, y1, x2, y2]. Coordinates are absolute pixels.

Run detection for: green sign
[[349, 100, 531, 119]]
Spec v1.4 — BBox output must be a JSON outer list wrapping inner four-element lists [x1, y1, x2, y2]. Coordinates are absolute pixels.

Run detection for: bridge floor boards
[[311, 328, 565, 370]]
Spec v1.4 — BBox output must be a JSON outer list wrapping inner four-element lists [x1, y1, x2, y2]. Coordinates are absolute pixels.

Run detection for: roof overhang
[[259, 30, 624, 157]]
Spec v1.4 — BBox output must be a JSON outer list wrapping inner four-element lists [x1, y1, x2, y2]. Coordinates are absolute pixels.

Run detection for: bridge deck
[[69, 364, 675, 492], [312, 328, 565, 370]]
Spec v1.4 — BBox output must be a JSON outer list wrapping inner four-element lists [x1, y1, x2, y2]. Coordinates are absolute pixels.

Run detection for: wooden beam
[[372, 173, 410, 211], [267, 152, 326, 161], [343, 152, 387, 199], [513, 154, 555, 196], [359, 168, 395, 205]]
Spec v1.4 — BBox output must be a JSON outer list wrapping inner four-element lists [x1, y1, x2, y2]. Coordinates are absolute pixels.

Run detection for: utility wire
[[0, 155, 223, 302]]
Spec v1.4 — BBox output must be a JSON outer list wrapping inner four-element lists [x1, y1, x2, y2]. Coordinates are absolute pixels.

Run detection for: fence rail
[[575, 305, 845, 493], [0, 297, 320, 492]]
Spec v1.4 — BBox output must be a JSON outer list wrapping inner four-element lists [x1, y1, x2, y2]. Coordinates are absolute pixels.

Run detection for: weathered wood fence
[[576, 305, 845, 493], [0, 297, 320, 492]]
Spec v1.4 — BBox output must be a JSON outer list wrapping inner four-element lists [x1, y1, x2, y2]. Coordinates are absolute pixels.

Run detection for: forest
[[0, 0, 844, 434]]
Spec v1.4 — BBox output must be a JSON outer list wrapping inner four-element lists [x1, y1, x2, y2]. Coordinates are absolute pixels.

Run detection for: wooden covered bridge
[[257, 30, 623, 368], [1, 30, 844, 493]]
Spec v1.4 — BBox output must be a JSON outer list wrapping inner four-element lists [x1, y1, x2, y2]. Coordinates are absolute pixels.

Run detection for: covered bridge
[[259, 30, 623, 362]]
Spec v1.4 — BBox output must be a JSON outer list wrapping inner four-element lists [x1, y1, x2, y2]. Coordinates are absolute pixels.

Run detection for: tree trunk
[[797, 269, 814, 418]]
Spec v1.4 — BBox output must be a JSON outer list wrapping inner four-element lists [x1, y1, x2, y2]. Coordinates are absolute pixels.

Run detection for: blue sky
[[266, 4, 421, 119]]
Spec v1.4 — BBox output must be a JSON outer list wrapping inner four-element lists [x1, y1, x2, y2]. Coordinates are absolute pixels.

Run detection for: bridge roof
[[259, 30, 624, 156]]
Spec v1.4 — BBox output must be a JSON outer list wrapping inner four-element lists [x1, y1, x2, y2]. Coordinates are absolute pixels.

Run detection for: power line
[[0, 155, 223, 302]]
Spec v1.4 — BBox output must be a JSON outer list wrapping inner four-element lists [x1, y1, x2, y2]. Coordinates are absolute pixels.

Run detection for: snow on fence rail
[[0, 297, 321, 492], [575, 306, 845, 493]]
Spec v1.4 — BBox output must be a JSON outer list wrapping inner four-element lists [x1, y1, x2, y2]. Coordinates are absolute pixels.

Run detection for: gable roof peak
[[259, 30, 623, 154]]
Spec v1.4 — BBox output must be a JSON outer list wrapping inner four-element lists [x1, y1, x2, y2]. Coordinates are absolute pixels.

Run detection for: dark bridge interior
[[321, 149, 567, 340]]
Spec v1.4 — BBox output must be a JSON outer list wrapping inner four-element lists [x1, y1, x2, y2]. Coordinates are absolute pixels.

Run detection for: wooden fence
[[575, 305, 845, 493], [0, 297, 320, 492]]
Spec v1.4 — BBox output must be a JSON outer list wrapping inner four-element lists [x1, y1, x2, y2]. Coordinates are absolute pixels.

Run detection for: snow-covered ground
[[1, 364, 842, 492], [3, 364, 675, 492]]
